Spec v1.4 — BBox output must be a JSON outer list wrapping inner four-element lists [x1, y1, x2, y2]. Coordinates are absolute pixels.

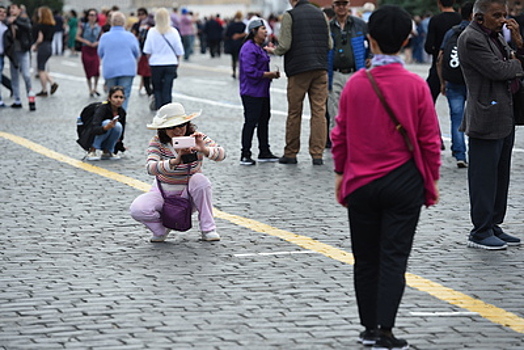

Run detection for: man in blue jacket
[[327, 0, 369, 144]]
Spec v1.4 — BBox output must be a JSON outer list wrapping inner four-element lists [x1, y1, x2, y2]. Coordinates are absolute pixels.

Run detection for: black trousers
[[208, 40, 221, 57], [346, 160, 424, 329], [468, 131, 514, 239], [240, 95, 271, 158]]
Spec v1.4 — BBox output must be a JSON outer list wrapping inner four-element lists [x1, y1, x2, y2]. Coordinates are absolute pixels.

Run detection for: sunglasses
[[165, 122, 189, 130]]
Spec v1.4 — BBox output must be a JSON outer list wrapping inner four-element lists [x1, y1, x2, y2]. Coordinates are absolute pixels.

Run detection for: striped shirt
[[146, 134, 226, 189]]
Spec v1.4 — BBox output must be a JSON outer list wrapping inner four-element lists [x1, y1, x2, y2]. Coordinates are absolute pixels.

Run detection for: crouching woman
[[130, 102, 226, 243]]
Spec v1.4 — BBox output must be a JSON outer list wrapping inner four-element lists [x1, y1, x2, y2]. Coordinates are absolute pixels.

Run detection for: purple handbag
[[157, 178, 192, 232]]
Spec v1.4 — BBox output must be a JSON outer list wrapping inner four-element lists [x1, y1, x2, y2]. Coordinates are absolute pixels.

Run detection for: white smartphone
[[172, 136, 195, 149]]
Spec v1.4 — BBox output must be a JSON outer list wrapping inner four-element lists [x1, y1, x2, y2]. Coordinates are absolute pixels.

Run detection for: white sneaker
[[150, 230, 170, 243], [85, 150, 101, 161], [101, 152, 121, 160], [202, 230, 220, 241]]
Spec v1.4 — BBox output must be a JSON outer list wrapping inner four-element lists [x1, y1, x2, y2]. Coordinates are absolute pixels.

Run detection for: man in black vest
[[265, 0, 332, 165]]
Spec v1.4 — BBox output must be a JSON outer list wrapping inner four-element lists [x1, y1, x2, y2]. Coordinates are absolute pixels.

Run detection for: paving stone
[[0, 53, 523, 349]]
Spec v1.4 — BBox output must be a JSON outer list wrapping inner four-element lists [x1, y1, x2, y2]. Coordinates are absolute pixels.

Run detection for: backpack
[[76, 102, 104, 151], [441, 24, 467, 85]]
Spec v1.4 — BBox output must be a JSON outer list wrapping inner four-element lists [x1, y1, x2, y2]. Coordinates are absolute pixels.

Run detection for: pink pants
[[129, 173, 216, 236]]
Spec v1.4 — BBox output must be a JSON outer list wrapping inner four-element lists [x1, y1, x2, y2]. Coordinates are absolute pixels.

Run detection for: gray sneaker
[[467, 235, 507, 250]]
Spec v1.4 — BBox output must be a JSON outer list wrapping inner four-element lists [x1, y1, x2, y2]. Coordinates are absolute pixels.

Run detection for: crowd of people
[[2, 1, 524, 349]]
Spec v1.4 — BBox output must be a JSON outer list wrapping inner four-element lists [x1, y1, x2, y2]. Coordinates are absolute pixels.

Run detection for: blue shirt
[[238, 40, 271, 98], [98, 26, 140, 79]]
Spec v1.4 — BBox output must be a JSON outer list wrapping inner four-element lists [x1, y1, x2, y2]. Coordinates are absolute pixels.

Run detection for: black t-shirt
[[54, 15, 64, 32], [425, 11, 462, 58], [36, 24, 56, 42]]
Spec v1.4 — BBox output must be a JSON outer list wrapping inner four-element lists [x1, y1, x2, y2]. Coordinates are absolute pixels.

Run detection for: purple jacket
[[239, 40, 271, 98]]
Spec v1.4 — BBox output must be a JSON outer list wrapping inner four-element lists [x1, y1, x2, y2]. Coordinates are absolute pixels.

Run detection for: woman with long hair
[[143, 7, 184, 110], [82, 86, 127, 161], [76, 8, 101, 97], [32, 6, 58, 96]]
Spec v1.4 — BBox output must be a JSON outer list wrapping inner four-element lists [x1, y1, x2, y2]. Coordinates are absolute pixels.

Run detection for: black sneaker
[[11, 102, 22, 109], [358, 329, 379, 346], [278, 156, 297, 164], [240, 156, 256, 166], [258, 153, 279, 162], [312, 158, 323, 165], [372, 334, 409, 350], [495, 232, 521, 246], [456, 160, 468, 168]]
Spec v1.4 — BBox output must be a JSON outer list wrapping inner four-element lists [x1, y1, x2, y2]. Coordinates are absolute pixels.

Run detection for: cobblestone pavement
[[1, 51, 523, 350]]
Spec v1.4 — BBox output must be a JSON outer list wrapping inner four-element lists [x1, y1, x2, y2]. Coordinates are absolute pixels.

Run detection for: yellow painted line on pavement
[[0, 132, 150, 193], [2, 131, 523, 334]]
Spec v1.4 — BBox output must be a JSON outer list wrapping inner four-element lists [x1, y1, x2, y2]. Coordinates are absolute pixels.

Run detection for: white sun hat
[[146, 102, 201, 130]]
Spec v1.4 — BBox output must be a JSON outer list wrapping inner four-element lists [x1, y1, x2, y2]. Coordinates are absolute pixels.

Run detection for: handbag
[[365, 69, 414, 152], [157, 173, 192, 232], [512, 81, 524, 126]]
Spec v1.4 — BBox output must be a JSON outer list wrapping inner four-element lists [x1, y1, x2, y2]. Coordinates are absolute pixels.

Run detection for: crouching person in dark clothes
[[330, 5, 441, 349]]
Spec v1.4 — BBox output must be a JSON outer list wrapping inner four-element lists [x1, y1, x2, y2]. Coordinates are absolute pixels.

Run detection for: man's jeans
[[92, 120, 123, 153], [10, 51, 32, 102], [105, 76, 134, 111], [446, 82, 467, 161]]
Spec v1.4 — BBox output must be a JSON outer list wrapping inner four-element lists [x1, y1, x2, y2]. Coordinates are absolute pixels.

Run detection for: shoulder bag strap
[[156, 159, 191, 199], [162, 33, 178, 56], [365, 69, 414, 152]]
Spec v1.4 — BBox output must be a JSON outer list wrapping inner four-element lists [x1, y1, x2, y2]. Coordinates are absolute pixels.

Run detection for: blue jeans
[[446, 82, 467, 161], [105, 76, 134, 111], [9, 51, 32, 102], [92, 119, 123, 153], [182, 35, 195, 60], [151, 65, 177, 110]]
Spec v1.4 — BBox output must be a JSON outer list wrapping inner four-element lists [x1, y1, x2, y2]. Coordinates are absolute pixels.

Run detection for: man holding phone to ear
[[458, 0, 523, 249]]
